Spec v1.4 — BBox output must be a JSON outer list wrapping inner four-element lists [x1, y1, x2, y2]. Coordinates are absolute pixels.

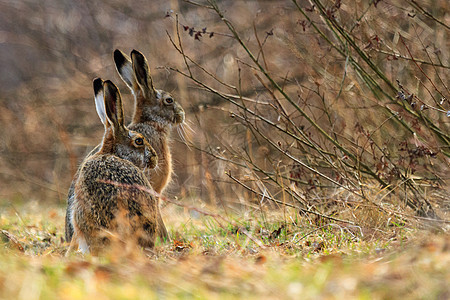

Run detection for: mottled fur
[[115, 49, 185, 195], [68, 79, 158, 254], [113, 49, 185, 239], [73, 155, 157, 254], [65, 49, 185, 243]]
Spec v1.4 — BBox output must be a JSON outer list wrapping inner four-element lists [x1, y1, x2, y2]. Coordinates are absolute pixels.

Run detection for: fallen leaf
[[255, 255, 267, 265], [1, 230, 24, 252], [65, 261, 91, 275]]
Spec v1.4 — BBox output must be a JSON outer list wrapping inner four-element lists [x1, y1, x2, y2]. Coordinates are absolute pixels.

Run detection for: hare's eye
[[164, 97, 174, 105], [135, 137, 144, 146]]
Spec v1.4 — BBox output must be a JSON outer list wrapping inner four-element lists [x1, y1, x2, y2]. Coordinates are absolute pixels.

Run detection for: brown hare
[[112, 49, 185, 240], [65, 49, 184, 243], [68, 79, 158, 254]]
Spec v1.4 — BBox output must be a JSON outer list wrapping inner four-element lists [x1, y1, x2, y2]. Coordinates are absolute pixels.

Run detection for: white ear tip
[[93, 78, 107, 126], [95, 93, 107, 126]]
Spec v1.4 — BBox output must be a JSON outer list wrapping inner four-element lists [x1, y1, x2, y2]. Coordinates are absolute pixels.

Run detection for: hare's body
[[68, 79, 159, 254], [65, 49, 184, 243], [114, 50, 185, 239], [66, 50, 185, 241], [115, 50, 185, 195], [73, 154, 157, 253]]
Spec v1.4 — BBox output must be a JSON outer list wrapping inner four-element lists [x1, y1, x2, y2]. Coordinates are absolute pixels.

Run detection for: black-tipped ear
[[93, 78, 103, 96], [114, 49, 126, 70], [93, 78, 107, 126], [113, 49, 135, 90], [103, 80, 124, 131], [131, 49, 155, 92]]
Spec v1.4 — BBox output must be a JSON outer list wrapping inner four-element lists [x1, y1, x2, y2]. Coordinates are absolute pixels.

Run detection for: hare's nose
[[145, 148, 157, 167], [174, 109, 185, 124], [146, 153, 158, 169], [145, 147, 156, 157]]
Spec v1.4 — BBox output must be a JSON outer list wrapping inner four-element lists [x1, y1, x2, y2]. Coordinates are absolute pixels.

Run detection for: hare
[[65, 49, 184, 243], [112, 49, 185, 239], [68, 78, 158, 254]]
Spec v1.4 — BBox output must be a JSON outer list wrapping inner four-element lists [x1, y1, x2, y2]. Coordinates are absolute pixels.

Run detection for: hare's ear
[[93, 78, 108, 127], [103, 80, 125, 134], [113, 49, 138, 91], [131, 49, 157, 97]]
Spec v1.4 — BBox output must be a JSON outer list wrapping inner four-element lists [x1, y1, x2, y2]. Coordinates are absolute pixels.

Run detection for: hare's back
[[77, 155, 156, 222], [82, 154, 149, 184], [73, 154, 158, 252]]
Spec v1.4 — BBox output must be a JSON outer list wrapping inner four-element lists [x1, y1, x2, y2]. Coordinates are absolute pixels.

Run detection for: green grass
[[0, 202, 448, 299]]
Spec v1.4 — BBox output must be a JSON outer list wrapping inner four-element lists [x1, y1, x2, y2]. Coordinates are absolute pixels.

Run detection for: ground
[[0, 201, 448, 299]]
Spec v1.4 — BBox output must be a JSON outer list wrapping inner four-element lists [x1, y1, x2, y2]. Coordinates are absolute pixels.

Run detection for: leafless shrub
[[0, 0, 448, 229], [163, 0, 449, 225]]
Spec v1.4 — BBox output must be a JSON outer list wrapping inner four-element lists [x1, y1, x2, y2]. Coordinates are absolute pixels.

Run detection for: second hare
[[113, 49, 185, 239], [113, 49, 185, 195], [69, 79, 158, 254]]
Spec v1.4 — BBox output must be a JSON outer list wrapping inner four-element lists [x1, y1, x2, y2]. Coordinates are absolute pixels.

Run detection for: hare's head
[[94, 78, 158, 170], [113, 49, 185, 128]]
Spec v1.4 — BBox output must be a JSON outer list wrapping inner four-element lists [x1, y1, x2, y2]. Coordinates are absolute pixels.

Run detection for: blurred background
[[0, 0, 209, 206], [0, 0, 448, 222]]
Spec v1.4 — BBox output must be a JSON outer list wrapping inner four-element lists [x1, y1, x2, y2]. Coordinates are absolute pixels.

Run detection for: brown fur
[[68, 79, 159, 255], [113, 49, 186, 239], [65, 49, 184, 243], [73, 154, 157, 254]]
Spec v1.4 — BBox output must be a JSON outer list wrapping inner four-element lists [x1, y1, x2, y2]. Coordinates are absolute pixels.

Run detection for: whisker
[[183, 124, 194, 143], [176, 125, 185, 143], [177, 125, 192, 149], [182, 120, 195, 134], [178, 126, 187, 144], [148, 164, 161, 174]]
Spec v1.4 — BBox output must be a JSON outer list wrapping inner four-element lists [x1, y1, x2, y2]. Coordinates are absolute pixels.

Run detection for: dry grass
[[1, 200, 449, 299], [0, 0, 449, 298]]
